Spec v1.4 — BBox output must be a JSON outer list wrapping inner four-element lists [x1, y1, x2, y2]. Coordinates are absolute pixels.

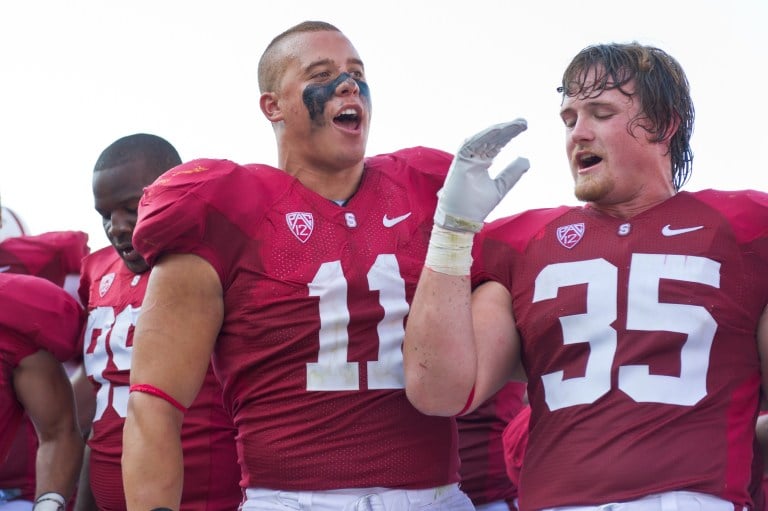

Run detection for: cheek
[[565, 134, 574, 156]]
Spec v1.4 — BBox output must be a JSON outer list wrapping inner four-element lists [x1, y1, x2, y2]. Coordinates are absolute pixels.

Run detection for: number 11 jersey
[[133, 148, 460, 491]]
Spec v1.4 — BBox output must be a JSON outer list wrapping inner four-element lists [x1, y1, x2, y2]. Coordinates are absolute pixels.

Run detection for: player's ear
[[260, 92, 283, 122]]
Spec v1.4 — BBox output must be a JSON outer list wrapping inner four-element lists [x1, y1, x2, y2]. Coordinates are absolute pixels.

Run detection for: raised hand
[[434, 119, 530, 232]]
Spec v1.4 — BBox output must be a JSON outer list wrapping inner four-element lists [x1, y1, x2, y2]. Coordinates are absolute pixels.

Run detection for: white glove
[[434, 119, 530, 232]]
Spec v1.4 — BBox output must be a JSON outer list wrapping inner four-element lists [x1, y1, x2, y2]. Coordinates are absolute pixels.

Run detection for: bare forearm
[[122, 394, 184, 511], [404, 268, 478, 415], [35, 429, 84, 501]]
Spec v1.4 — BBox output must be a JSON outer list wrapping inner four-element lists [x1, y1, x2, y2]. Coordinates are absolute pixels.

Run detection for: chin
[[574, 176, 610, 203], [337, 147, 366, 166], [124, 259, 149, 274]]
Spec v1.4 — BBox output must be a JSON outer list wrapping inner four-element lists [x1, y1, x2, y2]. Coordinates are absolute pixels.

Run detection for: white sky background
[[1, 0, 766, 250]]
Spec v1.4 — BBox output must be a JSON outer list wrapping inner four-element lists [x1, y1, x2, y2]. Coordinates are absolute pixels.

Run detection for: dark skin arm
[[14, 349, 84, 502]]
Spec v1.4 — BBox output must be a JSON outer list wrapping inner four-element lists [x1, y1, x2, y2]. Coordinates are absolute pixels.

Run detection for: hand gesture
[[435, 119, 530, 232]]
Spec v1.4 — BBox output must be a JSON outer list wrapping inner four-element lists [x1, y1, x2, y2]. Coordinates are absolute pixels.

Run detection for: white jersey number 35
[[536, 254, 720, 410]]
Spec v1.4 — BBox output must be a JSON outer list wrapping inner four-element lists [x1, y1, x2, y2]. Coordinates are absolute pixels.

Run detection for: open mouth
[[333, 108, 361, 131], [577, 153, 602, 170], [116, 243, 138, 260]]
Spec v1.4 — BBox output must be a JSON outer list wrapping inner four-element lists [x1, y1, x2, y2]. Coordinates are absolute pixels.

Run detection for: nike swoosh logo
[[661, 224, 704, 236], [383, 212, 412, 228], [0, 265, 11, 272]]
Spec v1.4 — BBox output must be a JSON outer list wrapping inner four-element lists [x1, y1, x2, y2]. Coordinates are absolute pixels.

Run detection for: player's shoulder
[[0, 271, 61, 295], [685, 189, 768, 242], [366, 146, 453, 178], [0, 273, 82, 327], [145, 158, 289, 204], [485, 205, 575, 236], [688, 189, 768, 212], [477, 205, 576, 254], [0, 273, 83, 360], [31, 230, 89, 249], [152, 158, 238, 184]]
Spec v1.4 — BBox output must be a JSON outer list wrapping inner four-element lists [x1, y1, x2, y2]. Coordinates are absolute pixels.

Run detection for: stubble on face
[[573, 170, 614, 203]]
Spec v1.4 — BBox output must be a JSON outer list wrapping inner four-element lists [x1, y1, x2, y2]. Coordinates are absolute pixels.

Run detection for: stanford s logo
[[286, 212, 314, 243], [556, 223, 585, 249]]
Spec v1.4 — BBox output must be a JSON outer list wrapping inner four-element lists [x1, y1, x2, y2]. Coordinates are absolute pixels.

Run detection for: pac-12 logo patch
[[99, 272, 115, 297], [556, 223, 585, 249], [286, 212, 314, 243]]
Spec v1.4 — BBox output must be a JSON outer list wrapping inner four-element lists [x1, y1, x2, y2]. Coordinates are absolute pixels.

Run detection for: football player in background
[[1, 269, 85, 511], [74, 133, 242, 511], [0, 201, 90, 510]]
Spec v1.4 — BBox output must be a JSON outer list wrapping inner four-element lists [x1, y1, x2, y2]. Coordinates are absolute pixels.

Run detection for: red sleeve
[[0, 273, 85, 362]]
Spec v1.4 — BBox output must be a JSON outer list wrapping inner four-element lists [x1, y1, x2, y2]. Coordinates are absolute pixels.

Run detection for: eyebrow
[[304, 57, 365, 75], [560, 99, 616, 116]]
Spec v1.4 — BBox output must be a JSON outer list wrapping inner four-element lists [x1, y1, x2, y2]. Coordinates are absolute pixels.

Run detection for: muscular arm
[[14, 349, 84, 502], [404, 271, 522, 417], [404, 269, 477, 416], [404, 120, 529, 417], [122, 253, 223, 511]]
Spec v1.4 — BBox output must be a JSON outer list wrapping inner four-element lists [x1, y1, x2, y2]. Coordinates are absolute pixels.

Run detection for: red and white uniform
[[458, 381, 526, 509], [0, 231, 88, 503], [79, 247, 242, 511], [0, 273, 84, 460], [134, 150, 460, 491], [472, 190, 768, 511]]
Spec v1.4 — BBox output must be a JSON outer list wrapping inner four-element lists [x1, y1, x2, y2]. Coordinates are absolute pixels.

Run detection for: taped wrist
[[33, 492, 65, 511], [433, 205, 484, 233], [425, 224, 475, 276]]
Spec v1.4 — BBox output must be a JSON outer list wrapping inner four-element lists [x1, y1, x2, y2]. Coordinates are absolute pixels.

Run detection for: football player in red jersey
[[0, 271, 85, 511], [0, 205, 90, 511], [121, 20, 488, 511], [405, 42, 768, 511], [73, 134, 242, 511]]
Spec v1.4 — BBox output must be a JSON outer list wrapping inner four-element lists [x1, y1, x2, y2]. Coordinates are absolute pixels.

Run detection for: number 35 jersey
[[133, 149, 459, 490], [472, 190, 768, 510], [79, 247, 241, 511]]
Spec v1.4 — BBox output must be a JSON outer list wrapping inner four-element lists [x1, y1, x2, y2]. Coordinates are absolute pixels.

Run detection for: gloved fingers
[[459, 119, 528, 160], [493, 157, 530, 195]]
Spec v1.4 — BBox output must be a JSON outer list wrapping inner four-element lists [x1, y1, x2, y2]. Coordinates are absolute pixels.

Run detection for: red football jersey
[[0, 231, 88, 286], [80, 247, 242, 511], [457, 381, 526, 508], [133, 149, 459, 490], [473, 190, 768, 510], [0, 273, 84, 460], [0, 230, 89, 501]]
